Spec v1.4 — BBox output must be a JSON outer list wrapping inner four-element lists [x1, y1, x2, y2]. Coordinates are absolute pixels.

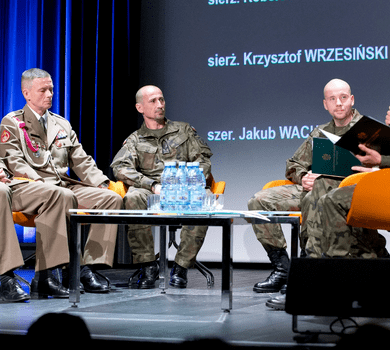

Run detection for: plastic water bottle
[[190, 162, 204, 211], [199, 168, 207, 210], [166, 161, 177, 211], [176, 161, 189, 211], [159, 162, 170, 211], [187, 162, 195, 211]]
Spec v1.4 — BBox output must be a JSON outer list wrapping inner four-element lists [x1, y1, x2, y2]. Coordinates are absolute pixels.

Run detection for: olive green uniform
[[111, 119, 212, 268], [248, 109, 365, 253]]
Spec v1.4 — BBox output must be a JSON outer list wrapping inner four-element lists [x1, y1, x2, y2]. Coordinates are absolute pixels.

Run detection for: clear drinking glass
[[147, 194, 161, 211]]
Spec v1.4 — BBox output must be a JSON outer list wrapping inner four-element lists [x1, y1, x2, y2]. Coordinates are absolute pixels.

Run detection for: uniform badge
[[56, 129, 67, 139], [55, 140, 62, 147], [162, 140, 170, 154], [1, 130, 10, 143], [33, 141, 41, 157]]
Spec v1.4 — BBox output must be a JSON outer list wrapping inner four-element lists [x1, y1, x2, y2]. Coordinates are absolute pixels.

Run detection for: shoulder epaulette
[[5, 110, 24, 118], [48, 111, 65, 120]]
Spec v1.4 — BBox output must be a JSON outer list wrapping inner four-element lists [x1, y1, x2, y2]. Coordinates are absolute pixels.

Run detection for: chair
[[12, 179, 126, 287], [344, 168, 390, 230], [260, 172, 371, 250], [168, 173, 226, 287], [261, 179, 302, 223]]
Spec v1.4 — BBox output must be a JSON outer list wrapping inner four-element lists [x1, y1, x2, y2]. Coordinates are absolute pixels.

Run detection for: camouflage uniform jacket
[[285, 108, 363, 184], [111, 119, 213, 190]]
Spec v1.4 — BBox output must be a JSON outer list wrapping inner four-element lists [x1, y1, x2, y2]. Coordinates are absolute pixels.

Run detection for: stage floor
[[1, 266, 389, 348]]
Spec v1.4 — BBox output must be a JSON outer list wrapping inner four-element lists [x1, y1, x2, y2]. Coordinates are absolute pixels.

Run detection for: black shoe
[[253, 269, 288, 293], [266, 294, 286, 310], [136, 261, 159, 289], [253, 249, 289, 293], [169, 262, 188, 288], [31, 277, 69, 299], [61, 269, 85, 294], [0, 277, 30, 302], [80, 266, 110, 293]]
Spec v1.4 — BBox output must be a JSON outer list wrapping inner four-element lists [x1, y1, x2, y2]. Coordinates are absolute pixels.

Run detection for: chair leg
[[169, 225, 214, 287], [14, 273, 31, 288], [194, 261, 214, 287]]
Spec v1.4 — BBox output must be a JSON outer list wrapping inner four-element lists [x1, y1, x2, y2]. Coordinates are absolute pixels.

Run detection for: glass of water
[[147, 194, 160, 211]]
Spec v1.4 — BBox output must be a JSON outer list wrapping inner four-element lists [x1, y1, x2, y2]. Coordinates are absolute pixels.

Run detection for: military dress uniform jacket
[[0, 105, 122, 268], [111, 118, 213, 189], [285, 108, 363, 184], [0, 105, 108, 186]]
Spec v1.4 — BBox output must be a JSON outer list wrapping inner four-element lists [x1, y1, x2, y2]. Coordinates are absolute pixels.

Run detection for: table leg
[[159, 225, 168, 293], [290, 219, 300, 258], [69, 219, 81, 307], [221, 222, 233, 312]]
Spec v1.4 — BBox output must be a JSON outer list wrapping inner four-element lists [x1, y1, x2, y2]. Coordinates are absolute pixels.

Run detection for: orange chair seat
[[13, 212, 36, 227], [260, 172, 370, 225], [338, 172, 369, 188], [262, 179, 301, 223], [346, 169, 390, 230]]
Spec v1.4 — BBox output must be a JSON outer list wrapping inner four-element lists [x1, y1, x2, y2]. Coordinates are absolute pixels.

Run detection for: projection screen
[[138, 0, 390, 262]]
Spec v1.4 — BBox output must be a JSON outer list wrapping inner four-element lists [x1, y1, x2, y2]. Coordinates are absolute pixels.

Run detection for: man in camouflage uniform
[[111, 85, 212, 289], [247, 79, 385, 293], [308, 120, 390, 258], [266, 123, 390, 312]]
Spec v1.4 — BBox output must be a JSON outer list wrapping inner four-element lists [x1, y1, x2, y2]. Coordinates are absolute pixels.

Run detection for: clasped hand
[[301, 170, 320, 192], [0, 169, 11, 184]]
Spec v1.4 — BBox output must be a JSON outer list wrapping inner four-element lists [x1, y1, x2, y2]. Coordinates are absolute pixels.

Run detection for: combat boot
[[253, 249, 289, 293], [135, 261, 159, 289]]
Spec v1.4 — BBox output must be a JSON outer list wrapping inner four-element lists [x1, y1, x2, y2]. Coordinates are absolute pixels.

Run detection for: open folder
[[320, 115, 390, 156], [312, 137, 361, 177]]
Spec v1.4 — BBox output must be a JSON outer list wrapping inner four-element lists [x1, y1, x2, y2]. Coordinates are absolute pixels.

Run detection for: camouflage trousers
[[305, 184, 387, 258], [301, 176, 343, 253], [247, 184, 303, 253], [123, 187, 208, 268]]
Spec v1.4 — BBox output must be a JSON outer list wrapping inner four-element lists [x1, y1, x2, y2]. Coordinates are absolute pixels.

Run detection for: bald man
[[247, 79, 387, 293], [111, 85, 213, 289]]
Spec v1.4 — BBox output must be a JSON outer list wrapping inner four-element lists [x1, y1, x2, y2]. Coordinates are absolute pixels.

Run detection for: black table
[[69, 210, 300, 311]]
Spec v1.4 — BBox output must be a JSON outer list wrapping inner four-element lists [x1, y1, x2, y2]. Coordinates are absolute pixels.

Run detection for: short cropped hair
[[21, 68, 51, 90]]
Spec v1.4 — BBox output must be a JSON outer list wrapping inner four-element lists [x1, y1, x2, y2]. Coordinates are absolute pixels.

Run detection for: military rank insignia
[[1, 130, 10, 143], [56, 129, 67, 139]]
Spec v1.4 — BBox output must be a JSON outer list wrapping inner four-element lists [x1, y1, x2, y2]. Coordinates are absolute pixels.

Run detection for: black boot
[[169, 262, 188, 288], [135, 261, 159, 289], [253, 249, 289, 293], [265, 294, 286, 310]]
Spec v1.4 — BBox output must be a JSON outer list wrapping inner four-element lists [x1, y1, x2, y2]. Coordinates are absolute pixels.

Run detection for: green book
[[312, 137, 361, 177]]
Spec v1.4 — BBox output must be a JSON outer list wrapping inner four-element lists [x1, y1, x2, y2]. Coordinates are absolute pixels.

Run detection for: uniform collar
[[26, 105, 49, 123], [139, 118, 179, 137]]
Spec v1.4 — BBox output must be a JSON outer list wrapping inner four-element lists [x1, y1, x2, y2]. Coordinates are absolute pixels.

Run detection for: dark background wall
[[2, 0, 389, 262]]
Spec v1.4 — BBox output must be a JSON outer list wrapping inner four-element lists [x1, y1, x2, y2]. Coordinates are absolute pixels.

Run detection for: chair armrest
[[262, 179, 294, 190], [346, 168, 390, 229], [108, 180, 128, 198]]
